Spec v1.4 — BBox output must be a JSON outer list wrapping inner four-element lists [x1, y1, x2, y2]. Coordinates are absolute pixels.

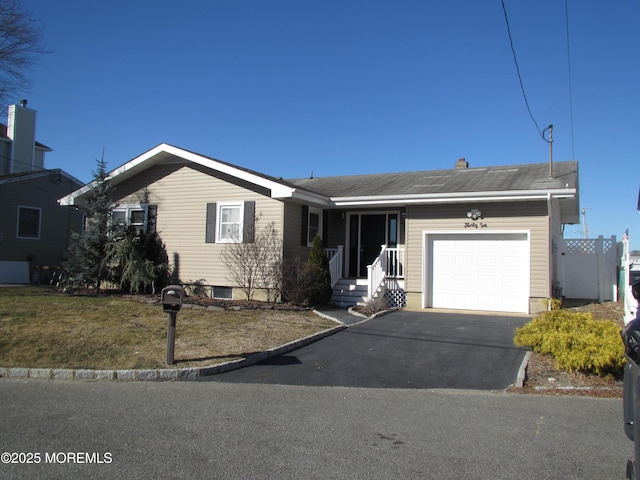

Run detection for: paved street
[[205, 310, 531, 390], [0, 380, 631, 479]]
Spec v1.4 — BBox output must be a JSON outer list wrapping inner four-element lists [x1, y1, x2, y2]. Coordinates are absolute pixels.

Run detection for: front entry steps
[[331, 278, 407, 308], [331, 278, 368, 308]]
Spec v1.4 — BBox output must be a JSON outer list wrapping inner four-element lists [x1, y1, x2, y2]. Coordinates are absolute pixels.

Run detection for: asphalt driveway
[[203, 309, 531, 390]]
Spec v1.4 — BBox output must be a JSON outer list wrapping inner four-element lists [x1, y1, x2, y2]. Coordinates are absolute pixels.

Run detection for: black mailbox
[[161, 285, 184, 313]]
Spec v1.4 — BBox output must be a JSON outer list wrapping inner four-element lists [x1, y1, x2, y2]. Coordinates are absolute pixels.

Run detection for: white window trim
[[307, 206, 323, 246], [216, 201, 244, 243], [17, 206, 41, 240]]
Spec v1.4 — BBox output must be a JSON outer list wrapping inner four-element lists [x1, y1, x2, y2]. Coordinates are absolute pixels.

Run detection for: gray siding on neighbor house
[[404, 201, 551, 302], [0, 141, 10, 174], [0, 174, 84, 268], [113, 162, 284, 287]]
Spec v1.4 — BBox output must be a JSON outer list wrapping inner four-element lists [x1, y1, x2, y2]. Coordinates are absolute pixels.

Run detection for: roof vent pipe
[[455, 158, 468, 169]]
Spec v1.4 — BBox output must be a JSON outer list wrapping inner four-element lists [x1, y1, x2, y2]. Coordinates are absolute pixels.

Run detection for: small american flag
[[623, 228, 629, 242]]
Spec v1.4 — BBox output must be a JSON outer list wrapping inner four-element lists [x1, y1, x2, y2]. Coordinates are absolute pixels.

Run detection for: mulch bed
[[508, 299, 625, 397]]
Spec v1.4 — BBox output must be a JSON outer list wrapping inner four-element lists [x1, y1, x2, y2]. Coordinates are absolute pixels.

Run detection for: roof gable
[[0, 168, 83, 187], [59, 143, 299, 206]]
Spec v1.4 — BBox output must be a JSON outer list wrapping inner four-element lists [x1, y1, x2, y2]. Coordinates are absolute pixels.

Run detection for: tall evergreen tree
[[64, 154, 115, 291]]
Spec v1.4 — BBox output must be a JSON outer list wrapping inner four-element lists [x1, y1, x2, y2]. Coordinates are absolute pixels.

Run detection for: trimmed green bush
[[514, 310, 624, 377], [306, 235, 332, 306]]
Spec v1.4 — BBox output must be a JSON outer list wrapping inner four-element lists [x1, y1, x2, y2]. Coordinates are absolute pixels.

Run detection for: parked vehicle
[[622, 280, 640, 479]]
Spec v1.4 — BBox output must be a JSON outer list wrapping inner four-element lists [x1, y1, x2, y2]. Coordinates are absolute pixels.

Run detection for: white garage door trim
[[422, 231, 530, 313]]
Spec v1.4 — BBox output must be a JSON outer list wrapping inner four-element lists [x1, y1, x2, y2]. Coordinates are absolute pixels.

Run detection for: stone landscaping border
[[0, 324, 347, 382]]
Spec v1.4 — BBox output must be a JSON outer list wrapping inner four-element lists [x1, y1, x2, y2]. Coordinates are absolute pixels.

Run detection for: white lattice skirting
[[384, 289, 407, 308]]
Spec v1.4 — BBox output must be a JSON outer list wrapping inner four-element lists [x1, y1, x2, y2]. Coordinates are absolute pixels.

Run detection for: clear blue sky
[[17, 0, 640, 250]]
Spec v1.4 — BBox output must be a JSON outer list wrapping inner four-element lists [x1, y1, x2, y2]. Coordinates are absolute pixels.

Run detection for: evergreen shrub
[[306, 235, 332, 306], [514, 309, 625, 377]]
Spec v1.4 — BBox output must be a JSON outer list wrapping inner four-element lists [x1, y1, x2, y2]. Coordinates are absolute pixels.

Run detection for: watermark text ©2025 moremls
[[2, 451, 112, 464]]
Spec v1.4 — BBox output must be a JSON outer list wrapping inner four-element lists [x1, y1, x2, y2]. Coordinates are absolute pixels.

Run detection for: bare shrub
[[222, 219, 283, 302]]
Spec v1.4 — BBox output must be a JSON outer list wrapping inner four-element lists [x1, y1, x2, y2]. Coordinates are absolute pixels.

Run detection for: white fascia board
[[60, 144, 181, 206], [160, 145, 295, 198], [59, 143, 297, 205], [285, 188, 332, 206], [59, 180, 98, 206], [331, 188, 577, 207]]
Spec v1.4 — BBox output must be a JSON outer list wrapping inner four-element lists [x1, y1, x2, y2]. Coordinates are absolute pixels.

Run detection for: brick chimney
[[6, 100, 40, 174], [455, 158, 469, 169]]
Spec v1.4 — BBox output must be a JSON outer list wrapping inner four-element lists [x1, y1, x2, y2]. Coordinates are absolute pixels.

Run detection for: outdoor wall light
[[467, 209, 482, 221]]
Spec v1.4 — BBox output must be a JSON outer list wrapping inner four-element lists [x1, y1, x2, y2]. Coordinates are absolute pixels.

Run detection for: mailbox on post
[[162, 285, 184, 313], [161, 285, 184, 365]]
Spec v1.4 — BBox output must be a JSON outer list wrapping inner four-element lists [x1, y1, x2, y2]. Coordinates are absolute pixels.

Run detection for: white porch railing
[[366, 245, 405, 300], [325, 245, 343, 287]]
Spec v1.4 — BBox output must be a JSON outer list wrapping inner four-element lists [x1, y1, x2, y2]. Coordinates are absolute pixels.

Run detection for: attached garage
[[425, 232, 530, 313]]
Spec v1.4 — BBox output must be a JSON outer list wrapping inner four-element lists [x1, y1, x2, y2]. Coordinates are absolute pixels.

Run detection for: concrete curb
[[0, 319, 347, 383], [515, 351, 532, 388], [345, 306, 398, 326]]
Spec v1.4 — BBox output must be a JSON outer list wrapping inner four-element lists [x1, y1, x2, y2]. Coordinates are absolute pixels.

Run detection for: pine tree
[[64, 154, 115, 291]]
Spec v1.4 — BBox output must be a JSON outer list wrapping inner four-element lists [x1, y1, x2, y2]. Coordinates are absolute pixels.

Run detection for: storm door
[[347, 213, 397, 278]]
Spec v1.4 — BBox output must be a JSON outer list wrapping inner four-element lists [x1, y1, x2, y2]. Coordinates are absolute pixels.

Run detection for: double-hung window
[[307, 207, 322, 245], [205, 201, 255, 244], [17, 206, 41, 239], [217, 202, 244, 243], [112, 204, 148, 234]]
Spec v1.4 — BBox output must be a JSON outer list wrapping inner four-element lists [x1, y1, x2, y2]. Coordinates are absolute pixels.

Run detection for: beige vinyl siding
[[113, 162, 284, 286], [325, 210, 346, 249], [283, 202, 308, 261], [282, 205, 348, 264], [405, 201, 550, 302], [0, 175, 84, 267]]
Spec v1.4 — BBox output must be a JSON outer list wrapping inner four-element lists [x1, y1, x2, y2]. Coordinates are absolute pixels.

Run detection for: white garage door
[[428, 233, 529, 313]]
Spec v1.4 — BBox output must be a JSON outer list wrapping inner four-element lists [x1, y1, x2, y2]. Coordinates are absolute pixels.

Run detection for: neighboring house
[[0, 101, 84, 283], [59, 143, 580, 314]]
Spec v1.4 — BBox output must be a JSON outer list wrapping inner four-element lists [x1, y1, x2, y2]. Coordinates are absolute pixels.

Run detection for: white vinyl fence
[[560, 236, 617, 302], [620, 238, 638, 324]]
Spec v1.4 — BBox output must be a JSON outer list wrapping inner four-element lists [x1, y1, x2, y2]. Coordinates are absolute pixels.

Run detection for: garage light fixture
[[467, 209, 482, 221]]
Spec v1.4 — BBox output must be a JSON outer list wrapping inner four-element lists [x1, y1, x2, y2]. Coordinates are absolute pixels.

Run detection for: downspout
[[547, 192, 553, 311]]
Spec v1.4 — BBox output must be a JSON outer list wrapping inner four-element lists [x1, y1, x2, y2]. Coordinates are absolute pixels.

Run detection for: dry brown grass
[[0, 286, 338, 370]]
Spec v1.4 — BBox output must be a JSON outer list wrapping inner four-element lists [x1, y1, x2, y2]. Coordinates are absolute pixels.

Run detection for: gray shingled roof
[[286, 160, 578, 198]]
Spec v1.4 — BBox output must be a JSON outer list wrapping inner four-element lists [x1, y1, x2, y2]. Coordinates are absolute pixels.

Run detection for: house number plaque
[[464, 222, 488, 229]]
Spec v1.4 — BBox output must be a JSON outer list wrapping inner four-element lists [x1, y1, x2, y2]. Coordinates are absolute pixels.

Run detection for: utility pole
[[548, 124, 553, 178], [543, 124, 554, 178], [581, 207, 591, 239]]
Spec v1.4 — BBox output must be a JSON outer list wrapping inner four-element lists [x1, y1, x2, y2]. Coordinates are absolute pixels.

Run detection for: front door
[[348, 213, 393, 278]]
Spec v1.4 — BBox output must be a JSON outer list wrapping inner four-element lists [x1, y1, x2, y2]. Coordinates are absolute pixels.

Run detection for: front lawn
[[0, 286, 337, 369]]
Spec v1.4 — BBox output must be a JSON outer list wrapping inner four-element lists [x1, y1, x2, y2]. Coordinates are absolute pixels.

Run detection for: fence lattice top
[[564, 237, 616, 255]]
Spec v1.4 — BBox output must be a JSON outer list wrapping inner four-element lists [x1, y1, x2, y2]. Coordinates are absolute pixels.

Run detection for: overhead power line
[[564, 0, 576, 160], [501, 0, 548, 143]]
